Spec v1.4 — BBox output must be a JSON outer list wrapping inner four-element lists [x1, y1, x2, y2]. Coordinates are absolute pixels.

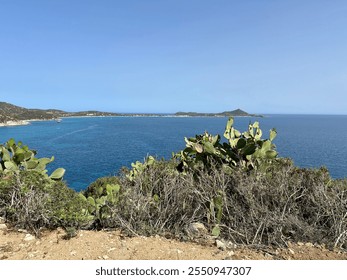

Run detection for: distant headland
[[174, 109, 262, 117], [0, 101, 262, 126]]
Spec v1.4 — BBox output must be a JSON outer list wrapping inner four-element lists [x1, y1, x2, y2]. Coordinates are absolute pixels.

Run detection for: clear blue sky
[[0, 0, 346, 114]]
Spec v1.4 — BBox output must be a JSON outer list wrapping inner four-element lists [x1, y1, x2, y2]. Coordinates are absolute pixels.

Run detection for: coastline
[[0, 115, 261, 127], [0, 120, 31, 127]]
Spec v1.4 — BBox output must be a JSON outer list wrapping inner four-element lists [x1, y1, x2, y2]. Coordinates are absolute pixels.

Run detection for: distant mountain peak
[[174, 109, 261, 117]]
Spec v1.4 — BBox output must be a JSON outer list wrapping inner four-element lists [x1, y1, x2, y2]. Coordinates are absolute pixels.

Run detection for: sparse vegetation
[[82, 157, 347, 249], [0, 171, 92, 236], [1, 117, 346, 251]]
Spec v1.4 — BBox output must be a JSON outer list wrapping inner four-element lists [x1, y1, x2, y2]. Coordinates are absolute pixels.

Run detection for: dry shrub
[[103, 160, 207, 237], [0, 171, 92, 236], [212, 159, 347, 248], [101, 158, 347, 248]]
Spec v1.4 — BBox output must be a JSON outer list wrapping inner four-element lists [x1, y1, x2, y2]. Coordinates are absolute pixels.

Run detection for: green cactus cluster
[[223, 117, 278, 170], [126, 155, 156, 181], [0, 138, 65, 180], [84, 184, 121, 225], [175, 117, 278, 173], [208, 192, 224, 237]]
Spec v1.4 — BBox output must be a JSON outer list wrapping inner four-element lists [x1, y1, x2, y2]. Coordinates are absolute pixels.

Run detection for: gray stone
[[187, 223, 208, 237]]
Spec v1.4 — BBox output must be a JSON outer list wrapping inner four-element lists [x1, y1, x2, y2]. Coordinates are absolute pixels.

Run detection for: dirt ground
[[1, 224, 347, 260]]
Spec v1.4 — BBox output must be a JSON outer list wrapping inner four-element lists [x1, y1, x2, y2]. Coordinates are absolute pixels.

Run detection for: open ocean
[[1, 115, 346, 191]]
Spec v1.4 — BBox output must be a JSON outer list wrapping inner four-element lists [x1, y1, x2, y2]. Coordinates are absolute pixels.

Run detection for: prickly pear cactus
[[85, 183, 121, 226], [0, 138, 65, 180], [126, 155, 156, 181], [175, 117, 278, 172], [223, 118, 278, 170]]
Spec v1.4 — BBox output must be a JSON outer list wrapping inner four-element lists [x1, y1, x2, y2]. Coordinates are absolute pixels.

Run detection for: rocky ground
[[1, 221, 346, 260]]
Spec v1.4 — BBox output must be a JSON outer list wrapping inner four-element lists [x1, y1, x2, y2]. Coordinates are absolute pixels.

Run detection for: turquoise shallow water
[[1, 115, 346, 191]]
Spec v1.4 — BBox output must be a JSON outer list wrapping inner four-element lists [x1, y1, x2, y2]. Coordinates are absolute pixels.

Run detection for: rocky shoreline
[[0, 120, 30, 127]]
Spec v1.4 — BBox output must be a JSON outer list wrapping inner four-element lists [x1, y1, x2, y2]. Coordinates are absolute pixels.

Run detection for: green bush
[[84, 176, 121, 198], [0, 171, 92, 235]]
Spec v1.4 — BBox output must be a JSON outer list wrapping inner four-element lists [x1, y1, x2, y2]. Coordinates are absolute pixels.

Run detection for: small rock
[[0, 224, 7, 231], [228, 250, 235, 256], [0, 217, 5, 223], [102, 255, 109, 260], [35, 241, 41, 246], [187, 223, 208, 236], [177, 249, 183, 254], [18, 229, 28, 233], [216, 240, 227, 251], [288, 248, 295, 255], [107, 247, 116, 252], [70, 251, 77, 256], [23, 234, 35, 242], [297, 242, 304, 246], [226, 241, 237, 249], [305, 242, 314, 247]]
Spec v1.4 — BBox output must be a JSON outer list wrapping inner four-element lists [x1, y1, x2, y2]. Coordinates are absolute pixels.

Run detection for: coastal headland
[[0, 101, 261, 127]]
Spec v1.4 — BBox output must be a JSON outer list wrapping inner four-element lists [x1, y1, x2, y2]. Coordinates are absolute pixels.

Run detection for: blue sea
[[1, 115, 346, 191]]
